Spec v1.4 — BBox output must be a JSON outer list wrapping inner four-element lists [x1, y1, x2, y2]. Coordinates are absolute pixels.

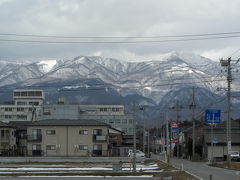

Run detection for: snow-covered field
[[0, 163, 161, 176]]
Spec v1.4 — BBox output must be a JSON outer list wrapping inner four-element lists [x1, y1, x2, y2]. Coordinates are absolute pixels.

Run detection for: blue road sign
[[205, 109, 221, 124], [171, 127, 178, 133], [212, 137, 219, 143]]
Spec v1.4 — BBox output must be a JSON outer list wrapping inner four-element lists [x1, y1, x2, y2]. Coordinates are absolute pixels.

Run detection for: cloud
[[201, 47, 240, 61], [0, 0, 240, 61]]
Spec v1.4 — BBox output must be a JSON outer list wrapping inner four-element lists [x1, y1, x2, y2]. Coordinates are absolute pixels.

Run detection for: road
[[153, 154, 239, 180], [0, 176, 159, 180]]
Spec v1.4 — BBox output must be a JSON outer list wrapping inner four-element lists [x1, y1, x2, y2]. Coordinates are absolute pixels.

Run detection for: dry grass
[[212, 161, 240, 171]]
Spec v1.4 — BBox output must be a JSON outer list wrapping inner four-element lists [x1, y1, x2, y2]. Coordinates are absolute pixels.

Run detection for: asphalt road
[[0, 177, 159, 180], [153, 154, 239, 180]]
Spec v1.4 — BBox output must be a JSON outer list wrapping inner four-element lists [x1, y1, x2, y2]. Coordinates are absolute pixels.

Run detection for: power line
[[1, 31, 240, 39], [0, 34, 240, 44]]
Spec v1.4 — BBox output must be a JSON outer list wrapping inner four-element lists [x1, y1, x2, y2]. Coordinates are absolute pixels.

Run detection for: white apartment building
[[42, 104, 134, 135], [0, 89, 134, 135], [0, 90, 43, 122]]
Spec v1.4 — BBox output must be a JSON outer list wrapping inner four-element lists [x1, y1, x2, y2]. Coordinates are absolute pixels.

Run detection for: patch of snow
[[37, 60, 57, 73], [17, 175, 153, 177], [144, 87, 152, 91]]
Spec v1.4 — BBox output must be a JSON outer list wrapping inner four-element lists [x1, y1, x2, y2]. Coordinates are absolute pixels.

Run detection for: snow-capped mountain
[[0, 52, 238, 124]]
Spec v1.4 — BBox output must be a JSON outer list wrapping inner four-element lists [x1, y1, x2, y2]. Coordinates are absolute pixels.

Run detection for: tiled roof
[[28, 119, 109, 127]]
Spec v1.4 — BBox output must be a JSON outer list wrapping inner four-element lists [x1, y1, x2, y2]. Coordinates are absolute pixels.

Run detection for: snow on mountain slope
[[0, 52, 226, 104], [37, 60, 57, 73]]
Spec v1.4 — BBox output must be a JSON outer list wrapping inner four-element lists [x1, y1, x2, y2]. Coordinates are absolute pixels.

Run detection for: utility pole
[[176, 100, 180, 158], [166, 111, 170, 164], [220, 57, 233, 168], [139, 106, 146, 153], [148, 129, 150, 157], [191, 86, 196, 161], [132, 103, 137, 172]]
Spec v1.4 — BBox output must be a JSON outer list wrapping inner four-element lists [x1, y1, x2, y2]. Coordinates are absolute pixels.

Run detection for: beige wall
[[207, 145, 240, 159], [27, 125, 109, 157]]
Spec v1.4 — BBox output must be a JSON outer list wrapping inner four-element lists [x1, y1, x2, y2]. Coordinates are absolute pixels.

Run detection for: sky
[[0, 0, 240, 62]]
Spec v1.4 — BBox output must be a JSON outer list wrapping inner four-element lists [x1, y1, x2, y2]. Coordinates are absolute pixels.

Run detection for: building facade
[[41, 104, 134, 135], [0, 90, 43, 122], [0, 121, 16, 155], [26, 120, 109, 157]]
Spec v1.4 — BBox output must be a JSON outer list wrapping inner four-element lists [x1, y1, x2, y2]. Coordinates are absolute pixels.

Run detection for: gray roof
[[28, 119, 109, 127], [0, 121, 10, 127], [8, 121, 32, 130]]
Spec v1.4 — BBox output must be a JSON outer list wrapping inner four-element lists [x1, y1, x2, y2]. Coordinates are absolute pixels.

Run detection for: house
[[26, 119, 110, 157], [0, 121, 16, 155], [8, 121, 32, 156], [108, 127, 131, 156], [203, 119, 240, 160], [181, 119, 240, 160]]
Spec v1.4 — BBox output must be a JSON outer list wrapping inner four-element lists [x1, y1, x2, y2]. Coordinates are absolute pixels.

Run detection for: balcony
[[93, 135, 107, 142], [27, 150, 43, 156], [27, 134, 42, 142], [92, 150, 108, 157]]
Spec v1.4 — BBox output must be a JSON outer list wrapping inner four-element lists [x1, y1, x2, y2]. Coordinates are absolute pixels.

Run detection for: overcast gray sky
[[0, 0, 240, 61]]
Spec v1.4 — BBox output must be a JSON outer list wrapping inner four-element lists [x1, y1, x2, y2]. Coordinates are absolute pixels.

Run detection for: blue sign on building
[[205, 109, 221, 124], [212, 137, 219, 143], [171, 127, 178, 133]]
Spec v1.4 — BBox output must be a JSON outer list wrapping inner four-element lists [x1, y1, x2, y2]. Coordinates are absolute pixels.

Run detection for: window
[[128, 128, 133, 133], [17, 115, 27, 120], [14, 92, 20, 96], [93, 144, 102, 150], [17, 101, 27, 105], [20, 92, 27, 96], [109, 120, 114, 124], [116, 119, 121, 123], [104, 108, 107, 111], [43, 108, 51, 115], [35, 91, 42, 96], [93, 129, 102, 135], [1, 130, 4, 137], [4, 115, 12, 119], [112, 108, 116, 112], [46, 130, 56, 135], [17, 107, 24, 112], [79, 145, 88, 150], [122, 128, 127, 132], [29, 102, 39, 106], [79, 130, 88, 135], [32, 129, 41, 139], [116, 108, 120, 111], [5, 108, 12, 112], [28, 91, 34, 96], [32, 144, 41, 150], [100, 108, 104, 112], [46, 145, 56, 150], [128, 119, 133, 124], [123, 119, 127, 124]]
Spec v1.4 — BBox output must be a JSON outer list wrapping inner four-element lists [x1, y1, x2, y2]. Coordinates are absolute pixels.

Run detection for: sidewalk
[[153, 154, 239, 180]]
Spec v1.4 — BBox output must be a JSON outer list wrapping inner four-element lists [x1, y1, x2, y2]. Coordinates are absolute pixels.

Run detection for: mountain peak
[[37, 60, 57, 73]]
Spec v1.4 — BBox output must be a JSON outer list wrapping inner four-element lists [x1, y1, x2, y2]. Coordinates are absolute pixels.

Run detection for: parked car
[[230, 151, 240, 161], [128, 150, 145, 158]]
